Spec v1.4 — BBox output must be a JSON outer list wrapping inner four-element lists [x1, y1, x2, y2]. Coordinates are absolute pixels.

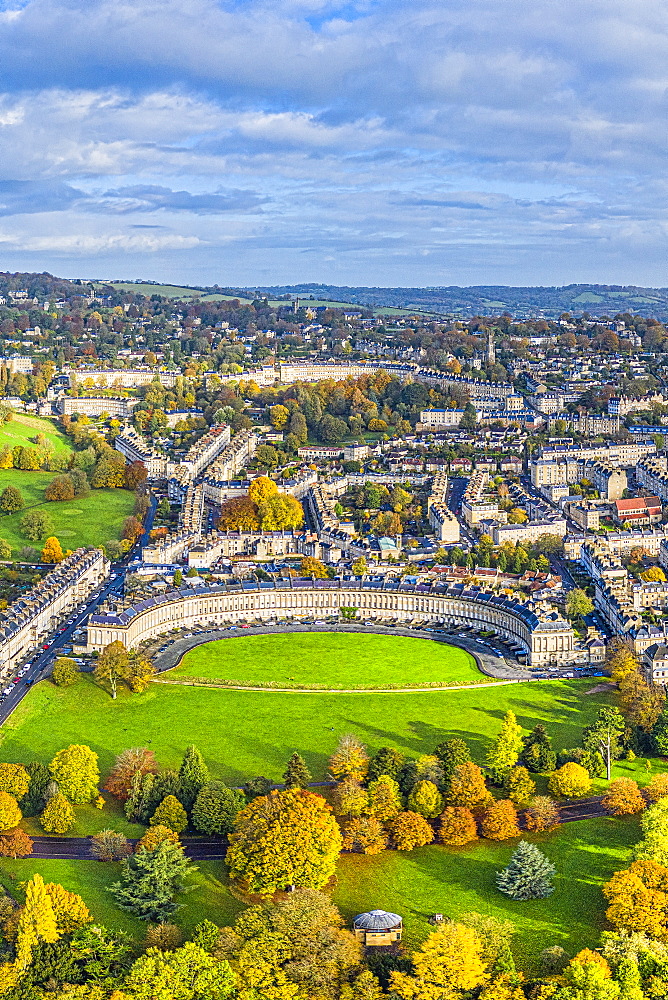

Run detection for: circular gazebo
[[353, 909, 403, 946]]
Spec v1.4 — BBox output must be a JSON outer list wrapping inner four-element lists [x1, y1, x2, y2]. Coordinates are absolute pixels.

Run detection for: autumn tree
[[49, 744, 99, 803], [137, 824, 181, 853], [105, 747, 158, 801], [51, 656, 79, 687], [300, 556, 329, 578], [447, 762, 491, 809], [45, 475, 75, 501], [126, 652, 156, 693], [15, 873, 59, 969], [332, 778, 370, 818], [487, 711, 523, 782], [0, 485, 23, 513], [603, 860, 668, 937], [524, 796, 560, 832], [39, 792, 74, 833], [150, 795, 188, 834], [367, 776, 403, 822], [122, 515, 143, 541], [503, 766, 536, 806], [329, 734, 369, 782], [341, 816, 387, 855], [41, 536, 64, 563], [0, 762, 30, 800], [0, 827, 32, 858], [602, 779, 645, 817], [435, 739, 472, 791], [0, 792, 21, 831], [548, 762, 592, 799], [408, 780, 444, 819], [390, 921, 488, 1000], [125, 460, 148, 490], [216, 496, 261, 531], [283, 752, 312, 790], [226, 788, 343, 894], [438, 806, 478, 846], [479, 800, 520, 841], [389, 811, 435, 851], [124, 941, 235, 1000], [94, 640, 129, 699], [497, 841, 556, 900], [644, 773, 668, 804]]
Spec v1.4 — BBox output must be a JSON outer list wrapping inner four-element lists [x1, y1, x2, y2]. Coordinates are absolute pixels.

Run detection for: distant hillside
[[240, 283, 668, 320]]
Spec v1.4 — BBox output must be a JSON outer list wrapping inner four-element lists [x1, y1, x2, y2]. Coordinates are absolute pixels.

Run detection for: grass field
[[333, 815, 639, 970], [0, 672, 618, 786], [0, 857, 245, 938], [0, 472, 135, 555], [0, 413, 71, 454], [174, 633, 485, 689]]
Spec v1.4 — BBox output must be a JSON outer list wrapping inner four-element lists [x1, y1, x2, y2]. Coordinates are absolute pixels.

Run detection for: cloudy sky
[[0, 0, 667, 287]]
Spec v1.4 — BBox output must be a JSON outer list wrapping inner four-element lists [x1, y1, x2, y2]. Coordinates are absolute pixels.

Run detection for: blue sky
[[0, 0, 666, 287]]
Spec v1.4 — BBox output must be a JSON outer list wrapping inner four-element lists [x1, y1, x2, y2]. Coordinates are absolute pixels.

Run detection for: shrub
[[0, 828, 32, 858], [524, 795, 560, 832], [644, 773, 668, 803], [438, 806, 478, 846], [389, 811, 434, 851], [479, 799, 520, 841], [602, 779, 645, 817], [548, 762, 592, 799]]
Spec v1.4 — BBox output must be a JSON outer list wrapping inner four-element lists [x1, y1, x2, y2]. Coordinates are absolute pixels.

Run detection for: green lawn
[[0, 413, 71, 454], [0, 471, 135, 555], [0, 673, 618, 786], [333, 815, 639, 971], [174, 633, 485, 689], [0, 857, 244, 939]]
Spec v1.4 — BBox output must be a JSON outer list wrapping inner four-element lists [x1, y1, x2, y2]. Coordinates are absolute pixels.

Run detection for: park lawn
[[0, 857, 244, 938], [174, 633, 486, 689], [0, 413, 71, 454], [0, 673, 621, 786], [21, 794, 145, 840], [332, 815, 639, 972], [0, 472, 135, 555]]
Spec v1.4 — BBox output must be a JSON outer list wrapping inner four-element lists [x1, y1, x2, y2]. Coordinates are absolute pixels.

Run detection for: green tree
[[173, 569, 183, 587], [566, 588, 594, 621], [111, 840, 194, 922], [503, 766, 536, 806], [352, 556, 368, 577], [49, 744, 99, 804], [487, 710, 523, 781], [367, 746, 405, 782], [150, 795, 188, 834], [40, 793, 74, 834], [0, 485, 23, 513], [191, 782, 246, 835], [497, 840, 556, 900], [123, 941, 235, 1000], [435, 738, 472, 792], [583, 707, 626, 781], [51, 656, 80, 687], [521, 724, 555, 773], [226, 788, 342, 894], [178, 744, 210, 810], [283, 752, 312, 790], [633, 797, 668, 864], [20, 509, 53, 541]]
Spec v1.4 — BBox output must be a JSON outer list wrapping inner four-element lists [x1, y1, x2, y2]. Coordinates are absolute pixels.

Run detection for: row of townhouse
[[637, 457, 668, 502], [114, 427, 173, 479], [178, 483, 205, 535], [530, 440, 657, 487], [186, 530, 319, 569], [57, 396, 138, 419], [201, 431, 259, 503], [492, 517, 567, 546], [67, 368, 180, 388], [461, 472, 506, 528], [565, 527, 668, 561], [547, 412, 621, 436], [426, 472, 460, 543], [0, 547, 108, 676], [608, 394, 666, 416], [178, 423, 231, 479]]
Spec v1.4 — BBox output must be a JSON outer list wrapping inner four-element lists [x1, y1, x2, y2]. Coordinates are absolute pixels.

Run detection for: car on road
[[42, 644, 49, 649]]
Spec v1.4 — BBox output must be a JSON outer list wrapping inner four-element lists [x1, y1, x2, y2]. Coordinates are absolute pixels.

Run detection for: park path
[[153, 677, 519, 694], [21, 796, 609, 861]]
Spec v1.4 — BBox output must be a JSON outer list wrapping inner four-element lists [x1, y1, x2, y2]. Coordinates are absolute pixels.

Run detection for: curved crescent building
[[85, 578, 577, 666]]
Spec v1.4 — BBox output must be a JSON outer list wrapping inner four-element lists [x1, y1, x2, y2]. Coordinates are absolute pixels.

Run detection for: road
[[0, 495, 158, 725]]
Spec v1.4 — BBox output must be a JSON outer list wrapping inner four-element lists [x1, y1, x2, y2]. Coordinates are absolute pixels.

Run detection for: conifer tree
[[111, 841, 193, 922], [496, 840, 555, 900], [150, 795, 188, 834], [283, 752, 312, 789], [178, 745, 209, 809]]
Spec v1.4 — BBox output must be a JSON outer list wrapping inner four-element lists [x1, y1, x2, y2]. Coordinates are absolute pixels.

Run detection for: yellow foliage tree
[[329, 735, 369, 783], [391, 922, 488, 1000], [548, 763, 591, 799], [41, 536, 64, 563], [43, 882, 91, 935], [603, 859, 668, 937], [248, 476, 279, 505], [15, 873, 59, 969], [0, 763, 30, 800], [447, 762, 491, 809]]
